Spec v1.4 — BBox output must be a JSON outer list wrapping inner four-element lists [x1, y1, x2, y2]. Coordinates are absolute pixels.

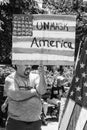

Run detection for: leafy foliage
[[0, 2, 12, 64], [0, 65, 14, 84]]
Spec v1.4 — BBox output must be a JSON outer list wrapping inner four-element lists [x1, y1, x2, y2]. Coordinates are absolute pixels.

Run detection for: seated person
[[47, 78, 62, 105], [41, 78, 61, 120]]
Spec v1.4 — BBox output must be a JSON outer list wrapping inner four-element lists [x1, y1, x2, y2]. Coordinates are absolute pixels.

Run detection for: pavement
[[41, 116, 59, 130], [42, 120, 58, 130]]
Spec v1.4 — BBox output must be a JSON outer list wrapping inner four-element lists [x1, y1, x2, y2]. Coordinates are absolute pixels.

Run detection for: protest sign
[[12, 14, 76, 65]]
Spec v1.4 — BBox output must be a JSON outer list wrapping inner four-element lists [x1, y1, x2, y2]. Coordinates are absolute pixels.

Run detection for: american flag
[[58, 38, 87, 130]]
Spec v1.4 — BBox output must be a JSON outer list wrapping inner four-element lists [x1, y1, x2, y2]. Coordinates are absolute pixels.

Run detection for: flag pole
[[74, 40, 82, 70]]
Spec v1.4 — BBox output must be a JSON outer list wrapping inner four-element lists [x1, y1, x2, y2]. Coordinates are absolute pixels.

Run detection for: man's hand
[[36, 64, 47, 95], [1, 103, 7, 113]]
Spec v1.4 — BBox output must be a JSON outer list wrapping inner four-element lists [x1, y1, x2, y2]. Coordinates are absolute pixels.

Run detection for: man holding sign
[[3, 64, 47, 130]]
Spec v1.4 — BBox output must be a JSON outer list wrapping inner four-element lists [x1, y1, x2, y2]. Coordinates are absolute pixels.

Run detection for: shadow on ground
[[46, 117, 58, 122]]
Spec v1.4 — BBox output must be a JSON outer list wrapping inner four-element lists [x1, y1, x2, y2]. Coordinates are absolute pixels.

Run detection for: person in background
[[47, 78, 61, 105], [56, 70, 65, 95], [2, 64, 47, 130]]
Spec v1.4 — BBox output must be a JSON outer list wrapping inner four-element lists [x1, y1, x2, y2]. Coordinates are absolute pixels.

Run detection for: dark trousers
[[6, 118, 42, 130]]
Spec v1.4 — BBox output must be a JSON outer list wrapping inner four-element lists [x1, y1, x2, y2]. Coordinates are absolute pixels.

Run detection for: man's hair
[[32, 65, 38, 70]]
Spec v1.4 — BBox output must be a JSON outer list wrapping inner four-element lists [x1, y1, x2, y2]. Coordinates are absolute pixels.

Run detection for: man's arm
[[35, 65, 47, 95], [4, 78, 39, 101]]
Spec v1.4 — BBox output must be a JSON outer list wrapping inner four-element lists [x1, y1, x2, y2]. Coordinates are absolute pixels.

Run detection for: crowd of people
[[1, 65, 70, 130]]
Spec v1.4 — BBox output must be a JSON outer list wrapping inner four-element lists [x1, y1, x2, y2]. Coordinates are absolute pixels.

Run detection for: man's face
[[16, 65, 31, 77]]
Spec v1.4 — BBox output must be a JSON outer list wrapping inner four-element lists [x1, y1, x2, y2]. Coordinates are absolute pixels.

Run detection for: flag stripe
[[33, 14, 76, 21], [12, 31, 75, 39], [13, 36, 75, 43], [67, 104, 81, 130], [13, 41, 74, 51], [12, 48, 74, 56], [58, 99, 75, 130], [13, 14, 76, 21], [33, 26, 75, 32], [33, 31, 75, 39], [33, 20, 76, 27], [75, 108, 87, 130], [12, 53, 74, 65], [12, 60, 74, 65], [12, 53, 74, 61]]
